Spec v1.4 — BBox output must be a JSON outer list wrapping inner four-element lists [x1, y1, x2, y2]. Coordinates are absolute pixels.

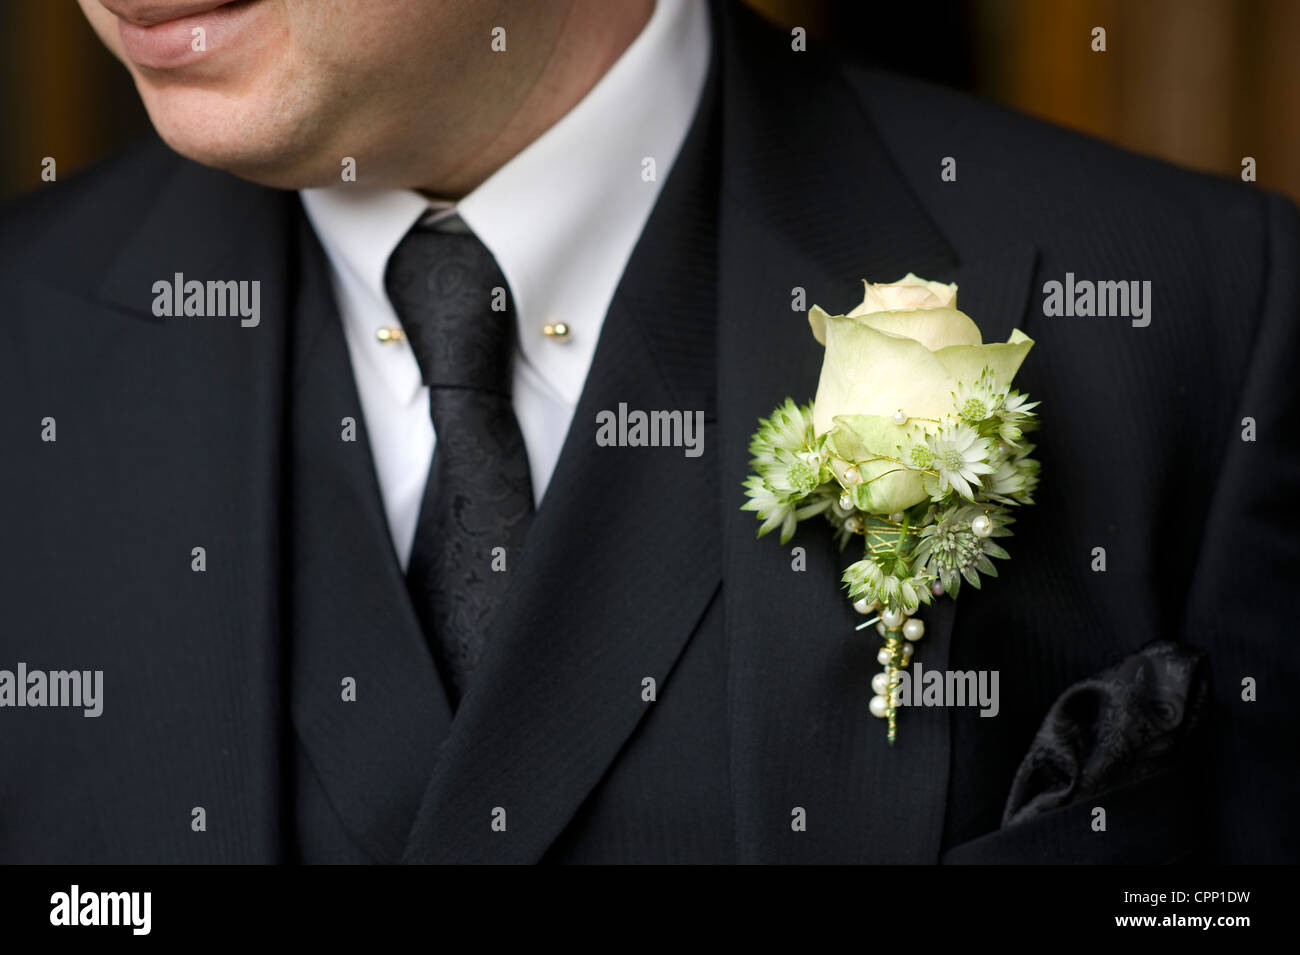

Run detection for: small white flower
[[995, 390, 1039, 446], [767, 448, 826, 497], [842, 556, 932, 615], [748, 399, 817, 467], [925, 423, 994, 500], [741, 476, 798, 543], [983, 441, 1039, 505], [985, 454, 1023, 500], [953, 370, 1006, 425]]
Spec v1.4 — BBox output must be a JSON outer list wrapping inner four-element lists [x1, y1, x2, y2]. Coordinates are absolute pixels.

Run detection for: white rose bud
[[807, 273, 1034, 515]]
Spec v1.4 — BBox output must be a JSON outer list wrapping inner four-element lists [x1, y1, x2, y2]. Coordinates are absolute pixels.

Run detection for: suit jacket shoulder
[[842, 64, 1295, 316], [0, 136, 182, 278]]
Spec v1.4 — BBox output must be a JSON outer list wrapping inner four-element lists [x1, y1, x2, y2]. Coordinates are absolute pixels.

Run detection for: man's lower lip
[[117, 0, 266, 70]]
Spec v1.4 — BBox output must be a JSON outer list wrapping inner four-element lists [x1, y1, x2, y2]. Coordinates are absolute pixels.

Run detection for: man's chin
[[138, 95, 334, 190]]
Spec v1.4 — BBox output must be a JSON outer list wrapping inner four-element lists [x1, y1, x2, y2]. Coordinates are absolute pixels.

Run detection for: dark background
[[2, 0, 1298, 203]]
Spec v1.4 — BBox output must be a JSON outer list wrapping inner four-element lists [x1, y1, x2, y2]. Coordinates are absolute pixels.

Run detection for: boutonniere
[[743, 274, 1040, 743]]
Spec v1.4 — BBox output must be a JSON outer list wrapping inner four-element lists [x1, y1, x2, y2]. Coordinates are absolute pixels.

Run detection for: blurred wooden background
[[2, 0, 1297, 203]]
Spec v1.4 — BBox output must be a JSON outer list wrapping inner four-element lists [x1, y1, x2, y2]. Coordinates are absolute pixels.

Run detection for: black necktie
[[384, 219, 535, 706]]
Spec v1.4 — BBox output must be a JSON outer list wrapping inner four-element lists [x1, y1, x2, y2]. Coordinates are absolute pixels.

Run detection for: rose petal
[[811, 313, 956, 435], [808, 304, 831, 346], [850, 273, 959, 316], [932, 330, 1034, 391], [857, 306, 983, 351], [827, 413, 929, 514]]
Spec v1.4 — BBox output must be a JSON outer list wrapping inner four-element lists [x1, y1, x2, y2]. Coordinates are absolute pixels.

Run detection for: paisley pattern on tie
[[384, 221, 535, 705]]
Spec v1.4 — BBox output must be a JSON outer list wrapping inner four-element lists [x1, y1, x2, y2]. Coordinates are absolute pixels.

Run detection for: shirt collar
[[299, 0, 710, 407]]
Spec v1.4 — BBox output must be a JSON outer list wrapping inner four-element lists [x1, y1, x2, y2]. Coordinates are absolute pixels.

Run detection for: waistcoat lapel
[[287, 214, 453, 862]]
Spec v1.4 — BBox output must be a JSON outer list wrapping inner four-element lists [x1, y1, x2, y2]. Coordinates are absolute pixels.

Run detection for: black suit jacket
[[2, 1, 1296, 864]]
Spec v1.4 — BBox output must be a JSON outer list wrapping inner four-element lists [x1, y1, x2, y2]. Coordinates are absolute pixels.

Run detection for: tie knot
[[384, 221, 516, 394]]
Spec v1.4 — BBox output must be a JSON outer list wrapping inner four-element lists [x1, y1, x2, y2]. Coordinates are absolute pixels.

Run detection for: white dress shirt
[[299, 0, 710, 568]]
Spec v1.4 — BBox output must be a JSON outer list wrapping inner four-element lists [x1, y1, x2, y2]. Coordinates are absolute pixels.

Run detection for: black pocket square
[[1002, 640, 1209, 828]]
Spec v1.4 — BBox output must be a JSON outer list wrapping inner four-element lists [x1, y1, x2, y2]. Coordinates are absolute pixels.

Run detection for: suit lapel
[[715, 1, 1037, 862], [34, 156, 295, 860], [400, 28, 725, 864]]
